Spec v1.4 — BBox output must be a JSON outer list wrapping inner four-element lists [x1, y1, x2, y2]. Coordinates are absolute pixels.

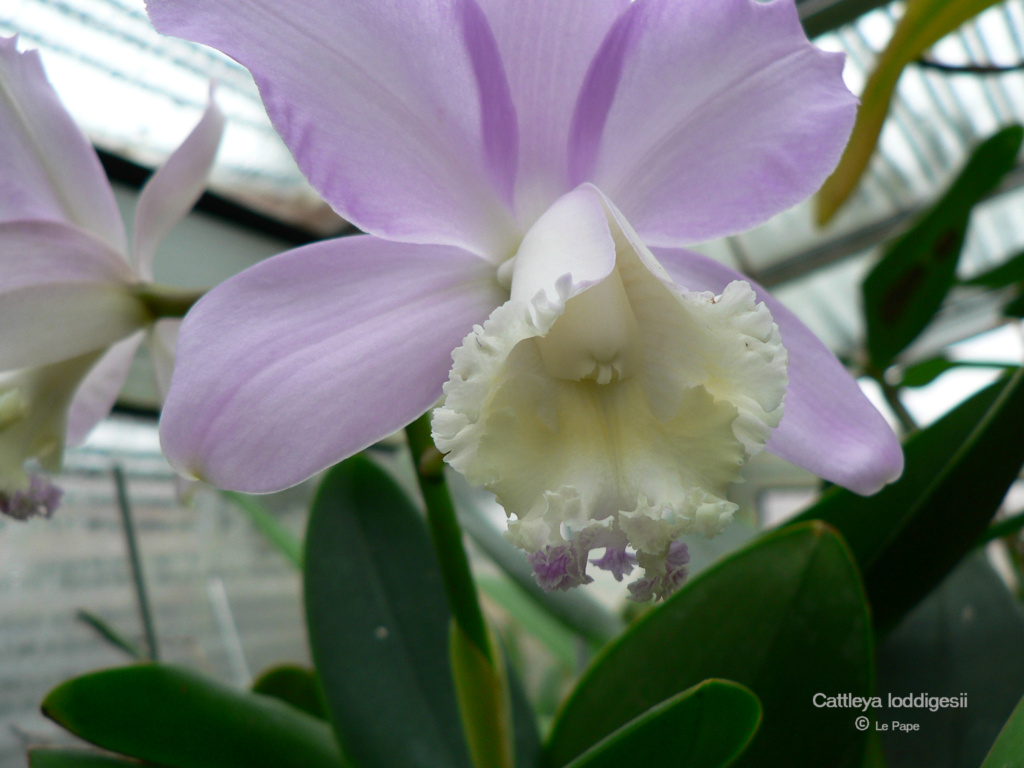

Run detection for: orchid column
[[148, 0, 903, 598]]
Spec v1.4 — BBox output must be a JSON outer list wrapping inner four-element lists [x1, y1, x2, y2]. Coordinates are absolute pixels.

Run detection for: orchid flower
[[149, 0, 904, 598], [0, 37, 223, 520]]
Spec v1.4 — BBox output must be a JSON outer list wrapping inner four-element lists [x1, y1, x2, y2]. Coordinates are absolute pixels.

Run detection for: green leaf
[[76, 609, 145, 660], [41, 664, 345, 768], [450, 620, 515, 768], [961, 250, 1024, 289], [1004, 291, 1024, 319], [876, 553, 1024, 767], [981, 692, 1024, 768], [864, 367, 1024, 630], [564, 680, 761, 768], [862, 732, 888, 768], [304, 455, 472, 768], [897, 357, 1017, 388], [251, 664, 326, 720], [816, 0, 1006, 223], [800, 0, 892, 39], [546, 523, 872, 768], [788, 370, 1024, 631], [223, 490, 303, 569], [506, 643, 544, 768], [28, 749, 151, 767], [979, 511, 1024, 546], [862, 126, 1023, 368]]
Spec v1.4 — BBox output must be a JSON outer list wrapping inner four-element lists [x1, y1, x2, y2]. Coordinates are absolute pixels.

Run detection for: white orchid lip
[[0, 353, 99, 519], [433, 184, 789, 601]]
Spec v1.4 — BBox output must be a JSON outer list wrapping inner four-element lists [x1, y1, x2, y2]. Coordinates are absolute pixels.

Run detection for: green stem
[[869, 366, 919, 435], [113, 465, 159, 661], [132, 283, 206, 319], [405, 414, 492, 663]]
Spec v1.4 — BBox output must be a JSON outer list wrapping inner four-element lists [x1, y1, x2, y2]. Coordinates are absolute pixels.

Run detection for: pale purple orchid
[[149, 0, 903, 597], [0, 37, 223, 519]]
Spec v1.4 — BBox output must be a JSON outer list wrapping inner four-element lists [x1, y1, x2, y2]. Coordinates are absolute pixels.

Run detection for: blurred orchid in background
[[0, 36, 222, 520], [149, 0, 903, 597]]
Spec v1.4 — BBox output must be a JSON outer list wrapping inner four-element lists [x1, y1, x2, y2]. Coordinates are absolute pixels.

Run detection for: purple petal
[[652, 246, 904, 495], [65, 332, 145, 446], [571, 0, 857, 246], [133, 89, 224, 281], [0, 37, 126, 253], [159, 236, 506, 492], [146, 0, 519, 258], [472, 0, 629, 223], [0, 221, 147, 369]]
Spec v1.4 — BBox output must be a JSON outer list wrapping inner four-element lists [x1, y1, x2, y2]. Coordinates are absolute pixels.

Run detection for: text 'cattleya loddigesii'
[[149, 0, 904, 601]]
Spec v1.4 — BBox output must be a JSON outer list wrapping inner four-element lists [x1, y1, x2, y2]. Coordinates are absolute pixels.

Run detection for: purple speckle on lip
[[0, 473, 63, 521], [627, 540, 691, 602], [528, 544, 593, 592], [590, 546, 635, 581]]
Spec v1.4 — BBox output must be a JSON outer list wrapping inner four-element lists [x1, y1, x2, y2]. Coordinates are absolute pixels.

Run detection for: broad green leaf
[[564, 680, 761, 768], [961, 249, 1024, 289], [29, 749, 151, 767], [451, 621, 515, 768], [251, 664, 326, 720], [41, 664, 344, 768], [304, 455, 472, 768], [546, 523, 872, 768], [981, 692, 1024, 768], [788, 371, 1024, 630], [862, 126, 1023, 368], [76, 609, 145, 660], [862, 732, 888, 768], [816, 0, 1006, 224], [876, 553, 1024, 767], [506, 645, 544, 768], [223, 490, 303, 569]]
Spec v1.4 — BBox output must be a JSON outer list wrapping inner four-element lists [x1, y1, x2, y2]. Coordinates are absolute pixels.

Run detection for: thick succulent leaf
[[564, 680, 761, 768], [304, 455, 472, 768], [40, 664, 345, 768], [816, 0, 1006, 223], [862, 126, 1023, 368], [876, 553, 1024, 768], [546, 523, 873, 768]]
